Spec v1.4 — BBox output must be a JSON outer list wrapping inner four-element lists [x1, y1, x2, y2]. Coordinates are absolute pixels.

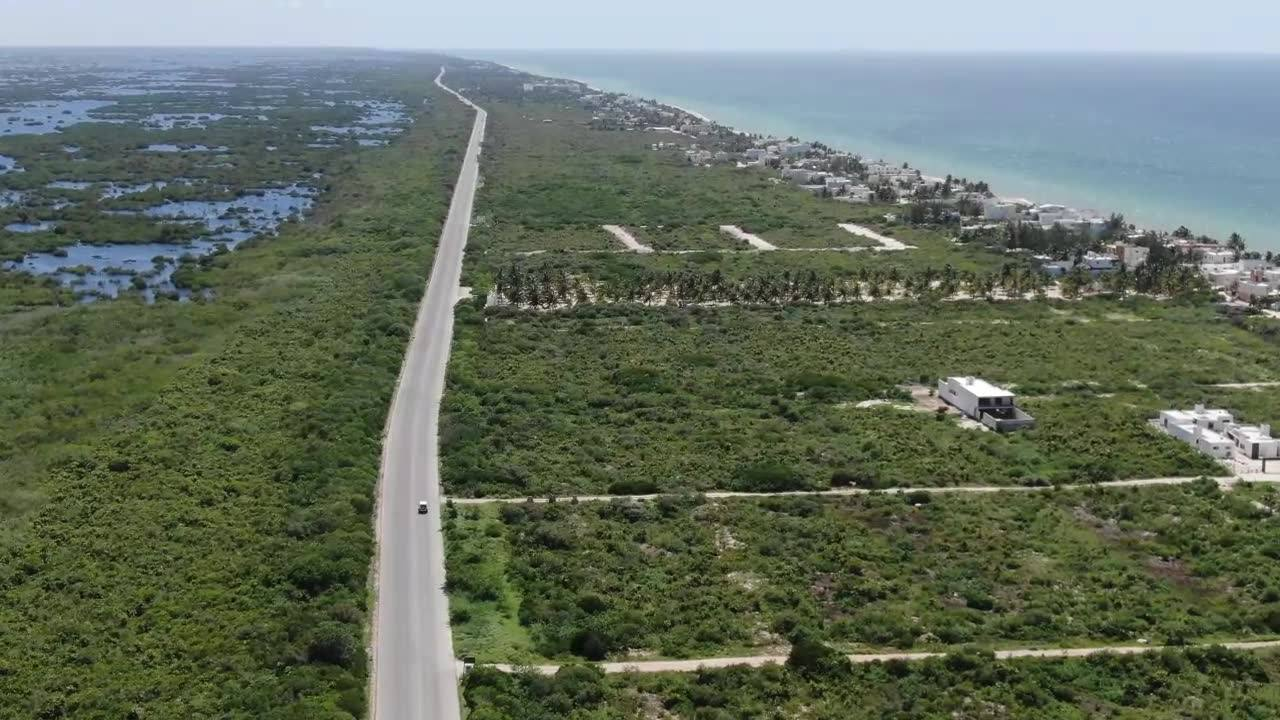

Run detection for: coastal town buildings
[[565, 74, 1277, 308]]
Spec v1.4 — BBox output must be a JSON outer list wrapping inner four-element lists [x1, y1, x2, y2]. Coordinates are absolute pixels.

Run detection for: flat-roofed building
[[937, 376, 1036, 432]]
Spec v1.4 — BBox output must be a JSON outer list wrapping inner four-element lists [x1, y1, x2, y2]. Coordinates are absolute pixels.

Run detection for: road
[[447, 473, 1280, 505], [370, 67, 485, 720], [487, 639, 1280, 676]]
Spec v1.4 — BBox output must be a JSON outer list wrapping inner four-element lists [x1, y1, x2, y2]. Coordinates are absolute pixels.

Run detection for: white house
[[937, 377, 1036, 432], [1156, 406, 1238, 460], [1200, 248, 1236, 265], [781, 167, 816, 184], [1159, 406, 1234, 432], [1202, 265, 1245, 289], [1236, 280, 1273, 303], [835, 186, 874, 203], [983, 200, 1018, 221], [825, 176, 853, 192], [1226, 424, 1280, 460]]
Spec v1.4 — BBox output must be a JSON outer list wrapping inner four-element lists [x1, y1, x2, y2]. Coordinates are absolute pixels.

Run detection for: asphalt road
[[371, 68, 485, 720]]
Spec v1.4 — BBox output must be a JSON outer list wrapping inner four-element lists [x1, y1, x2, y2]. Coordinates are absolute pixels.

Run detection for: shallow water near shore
[[483, 51, 1280, 250]]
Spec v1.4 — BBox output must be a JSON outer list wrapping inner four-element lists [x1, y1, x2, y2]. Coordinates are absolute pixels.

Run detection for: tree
[[1227, 232, 1247, 261]]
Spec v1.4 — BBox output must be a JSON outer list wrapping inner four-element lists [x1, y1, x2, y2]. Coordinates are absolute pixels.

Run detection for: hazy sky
[[4, 0, 1279, 54]]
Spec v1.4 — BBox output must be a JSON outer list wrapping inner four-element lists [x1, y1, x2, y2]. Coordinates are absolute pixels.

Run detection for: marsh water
[[0, 51, 414, 300]]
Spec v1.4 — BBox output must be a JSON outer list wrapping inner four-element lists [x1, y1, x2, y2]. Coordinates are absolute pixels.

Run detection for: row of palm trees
[[490, 262, 1213, 309]]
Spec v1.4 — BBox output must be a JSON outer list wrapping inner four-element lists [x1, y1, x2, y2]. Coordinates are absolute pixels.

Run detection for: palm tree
[[1227, 232, 1246, 261]]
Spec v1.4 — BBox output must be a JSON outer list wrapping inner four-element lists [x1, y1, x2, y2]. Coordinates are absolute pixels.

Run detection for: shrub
[[786, 632, 850, 677], [570, 630, 609, 661], [732, 463, 807, 492]]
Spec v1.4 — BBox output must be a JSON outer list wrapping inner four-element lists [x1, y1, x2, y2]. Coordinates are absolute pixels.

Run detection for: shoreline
[[488, 58, 1107, 220], [482, 57, 1261, 247]]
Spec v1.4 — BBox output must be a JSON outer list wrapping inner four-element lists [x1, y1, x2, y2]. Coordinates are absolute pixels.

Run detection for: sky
[[3, 0, 1279, 54]]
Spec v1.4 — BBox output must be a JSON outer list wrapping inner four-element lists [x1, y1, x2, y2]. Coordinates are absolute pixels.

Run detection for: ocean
[[473, 51, 1280, 251]]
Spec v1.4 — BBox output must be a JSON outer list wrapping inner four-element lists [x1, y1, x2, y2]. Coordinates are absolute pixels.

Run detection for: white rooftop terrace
[[948, 376, 1015, 398]]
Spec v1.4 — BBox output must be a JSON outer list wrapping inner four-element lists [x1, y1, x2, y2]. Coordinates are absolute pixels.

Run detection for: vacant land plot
[[461, 647, 1280, 719], [471, 220, 616, 254], [446, 482, 1280, 663], [440, 299, 1277, 497], [628, 224, 743, 251]]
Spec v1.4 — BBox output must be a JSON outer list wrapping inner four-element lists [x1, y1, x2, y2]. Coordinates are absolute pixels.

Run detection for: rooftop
[[1232, 424, 1276, 442], [947, 376, 1014, 398]]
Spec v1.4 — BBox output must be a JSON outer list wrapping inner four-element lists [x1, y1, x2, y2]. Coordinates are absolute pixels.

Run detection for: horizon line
[[0, 45, 1277, 58]]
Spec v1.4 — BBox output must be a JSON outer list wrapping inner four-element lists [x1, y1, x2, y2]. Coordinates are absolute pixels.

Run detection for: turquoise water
[[477, 51, 1280, 250]]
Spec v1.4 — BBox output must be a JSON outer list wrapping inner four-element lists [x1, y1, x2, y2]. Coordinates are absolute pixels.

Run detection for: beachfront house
[[982, 200, 1019, 221], [937, 377, 1036, 432]]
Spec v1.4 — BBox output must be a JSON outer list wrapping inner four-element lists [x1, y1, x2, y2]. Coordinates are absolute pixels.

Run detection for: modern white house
[[938, 377, 1036, 432], [982, 199, 1018, 221], [1226, 423, 1280, 460], [1157, 407, 1235, 459], [1155, 406, 1280, 461]]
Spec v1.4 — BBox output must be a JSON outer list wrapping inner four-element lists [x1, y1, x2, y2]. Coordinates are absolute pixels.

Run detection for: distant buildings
[[835, 186, 874, 203], [780, 141, 810, 158], [938, 377, 1036, 432], [1039, 251, 1116, 277], [982, 199, 1020, 221], [1199, 262, 1277, 304]]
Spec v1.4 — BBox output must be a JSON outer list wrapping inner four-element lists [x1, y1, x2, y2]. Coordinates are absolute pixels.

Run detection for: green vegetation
[[454, 98, 1004, 283], [446, 482, 1280, 663], [462, 647, 1280, 719], [440, 298, 1274, 497], [0, 54, 470, 718], [437, 61, 1280, 718]]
